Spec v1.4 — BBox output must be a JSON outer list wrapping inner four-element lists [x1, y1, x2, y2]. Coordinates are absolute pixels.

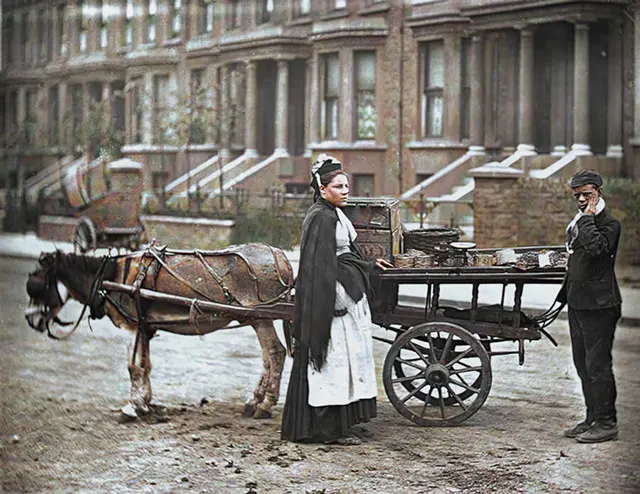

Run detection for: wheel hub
[[425, 363, 450, 386]]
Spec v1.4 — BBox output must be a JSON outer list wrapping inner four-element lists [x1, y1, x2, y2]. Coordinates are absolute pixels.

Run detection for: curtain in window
[[424, 41, 444, 137], [324, 53, 339, 139], [355, 51, 376, 139]]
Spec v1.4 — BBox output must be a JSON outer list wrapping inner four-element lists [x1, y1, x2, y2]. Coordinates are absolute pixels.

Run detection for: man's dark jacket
[[559, 209, 622, 310]]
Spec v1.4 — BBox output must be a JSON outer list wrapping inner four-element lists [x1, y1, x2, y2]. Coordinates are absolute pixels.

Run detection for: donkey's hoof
[[243, 403, 257, 418], [119, 403, 139, 423], [253, 408, 272, 420]]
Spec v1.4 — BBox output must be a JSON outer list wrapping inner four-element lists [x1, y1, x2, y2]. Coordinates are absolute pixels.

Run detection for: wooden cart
[[370, 252, 565, 426], [99, 244, 566, 427], [63, 158, 144, 253]]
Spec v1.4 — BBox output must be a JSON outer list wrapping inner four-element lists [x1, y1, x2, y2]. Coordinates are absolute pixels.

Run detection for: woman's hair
[[313, 170, 347, 202]]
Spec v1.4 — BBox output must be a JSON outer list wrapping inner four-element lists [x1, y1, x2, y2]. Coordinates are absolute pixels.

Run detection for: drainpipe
[[397, 0, 405, 195]]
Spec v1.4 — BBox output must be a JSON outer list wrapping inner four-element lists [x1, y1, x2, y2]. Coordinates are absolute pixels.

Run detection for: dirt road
[[1, 258, 639, 493]]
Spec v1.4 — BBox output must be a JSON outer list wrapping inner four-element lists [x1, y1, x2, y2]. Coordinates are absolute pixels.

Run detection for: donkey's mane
[[52, 251, 118, 295]]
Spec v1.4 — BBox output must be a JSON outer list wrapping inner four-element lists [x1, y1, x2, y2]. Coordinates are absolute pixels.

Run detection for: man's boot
[[575, 421, 618, 443], [563, 420, 592, 438]]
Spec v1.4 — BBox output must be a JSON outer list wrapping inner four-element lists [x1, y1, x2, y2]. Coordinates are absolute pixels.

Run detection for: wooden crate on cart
[[343, 197, 402, 262]]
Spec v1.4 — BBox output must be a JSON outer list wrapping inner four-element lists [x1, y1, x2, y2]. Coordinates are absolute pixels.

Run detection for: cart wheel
[[383, 322, 492, 427], [73, 218, 97, 254], [393, 337, 491, 405]]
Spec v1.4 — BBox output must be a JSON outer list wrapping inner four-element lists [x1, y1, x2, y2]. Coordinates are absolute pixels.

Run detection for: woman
[[281, 154, 392, 445]]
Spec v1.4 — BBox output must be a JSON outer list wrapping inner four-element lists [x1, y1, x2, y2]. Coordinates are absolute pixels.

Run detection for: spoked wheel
[[383, 322, 492, 426], [393, 336, 491, 405], [73, 218, 97, 254]]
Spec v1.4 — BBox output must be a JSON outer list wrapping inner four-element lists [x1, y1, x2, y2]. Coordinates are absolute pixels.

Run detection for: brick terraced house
[[1, 0, 639, 216]]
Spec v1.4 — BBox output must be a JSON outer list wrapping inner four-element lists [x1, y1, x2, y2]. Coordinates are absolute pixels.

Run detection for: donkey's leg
[[243, 325, 270, 418], [124, 330, 153, 417], [251, 321, 286, 419]]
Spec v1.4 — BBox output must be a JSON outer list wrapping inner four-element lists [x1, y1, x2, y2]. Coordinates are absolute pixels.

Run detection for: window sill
[[163, 37, 183, 47], [407, 140, 468, 150], [310, 140, 388, 151], [287, 16, 312, 27], [358, 3, 390, 16], [320, 9, 349, 21]]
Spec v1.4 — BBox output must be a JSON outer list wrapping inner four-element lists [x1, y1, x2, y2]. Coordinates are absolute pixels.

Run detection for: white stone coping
[[309, 140, 388, 151], [407, 140, 468, 150], [469, 163, 524, 178], [108, 158, 144, 171], [141, 215, 235, 227], [39, 215, 78, 225], [122, 144, 181, 153]]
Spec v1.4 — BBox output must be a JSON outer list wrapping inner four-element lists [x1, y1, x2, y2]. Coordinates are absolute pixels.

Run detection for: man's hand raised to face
[[584, 191, 599, 216]]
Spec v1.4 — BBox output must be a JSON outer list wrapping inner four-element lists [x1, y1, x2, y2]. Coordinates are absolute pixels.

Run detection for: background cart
[[63, 158, 144, 253]]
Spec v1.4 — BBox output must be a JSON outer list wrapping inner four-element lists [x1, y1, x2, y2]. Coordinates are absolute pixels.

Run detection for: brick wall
[[474, 176, 640, 265], [38, 214, 235, 251], [474, 176, 575, 248]]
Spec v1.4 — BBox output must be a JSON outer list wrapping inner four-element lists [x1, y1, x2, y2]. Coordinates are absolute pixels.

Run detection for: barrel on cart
[[63, 158, 145, 253]]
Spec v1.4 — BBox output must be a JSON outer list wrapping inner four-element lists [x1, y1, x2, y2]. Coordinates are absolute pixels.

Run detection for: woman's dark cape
[[292, 198, 372, 371]]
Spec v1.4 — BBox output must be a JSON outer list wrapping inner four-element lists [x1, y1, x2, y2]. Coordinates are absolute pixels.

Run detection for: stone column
[[68, 0, 80, 57], [157, 0, 170, 44], [219, 64, 231, 158], [58, 83, 69, 149], [304, 57, 313, 157], [87, 0, 99, 52], [572, 22, 591, 155], [102, 82, 113, 123], [339, 49, 354, 142], [308, 53, 320, 149], [606, 21, 623, 158], [469, 34, 485, 155], [134, 0, 146, 46], [11, 12, 22, 66], [550, 33, 569, 156], [29, 10, 38, 66], [142, 72, 154, 144], [444, 34, 461, 142], [51, 6, 61, 60], [244, 60, 258, 157], [204, 64, 218, 145], [517, 26, 536, 154], [61, 3, 71, 59], [275, 60, 289, 155]]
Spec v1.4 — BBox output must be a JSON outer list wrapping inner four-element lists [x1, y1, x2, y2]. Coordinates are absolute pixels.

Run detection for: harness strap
[[195, 250, 237, 305], [146, 246, 223, 304]]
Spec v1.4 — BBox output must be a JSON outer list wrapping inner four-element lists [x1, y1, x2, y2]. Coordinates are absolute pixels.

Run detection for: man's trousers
[[568, 305, 621, 424]]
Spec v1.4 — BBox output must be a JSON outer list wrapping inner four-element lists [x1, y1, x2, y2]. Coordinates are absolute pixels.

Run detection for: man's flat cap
[[570, 169, 603, 189]]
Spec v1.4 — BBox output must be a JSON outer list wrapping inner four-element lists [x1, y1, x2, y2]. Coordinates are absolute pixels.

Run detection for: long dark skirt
[[280, 342, 377, 443]]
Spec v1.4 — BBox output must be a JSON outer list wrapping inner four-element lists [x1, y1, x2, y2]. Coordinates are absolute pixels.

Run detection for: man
[[558, 169, 622, 443]]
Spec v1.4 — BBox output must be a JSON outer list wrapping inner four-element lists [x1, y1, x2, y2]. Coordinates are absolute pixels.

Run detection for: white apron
[[307, 210, 378, 407]]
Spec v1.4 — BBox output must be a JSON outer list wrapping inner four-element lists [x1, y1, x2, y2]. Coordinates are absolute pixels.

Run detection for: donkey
[[25, 243, 294, 420]]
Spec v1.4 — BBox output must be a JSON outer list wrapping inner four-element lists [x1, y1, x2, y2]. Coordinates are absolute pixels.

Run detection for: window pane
[[335, 0, 346, 8], [206, 3, 215, 32], [353, 174, 374, 197], [325, 53, 339, 97], [357, 91, 376, 139], [355, 51, 375, 91], [427, 94, 443, 137], [299, 0, 310, 14], [325, 98, 338, 139], [427, 41, 444, 88]]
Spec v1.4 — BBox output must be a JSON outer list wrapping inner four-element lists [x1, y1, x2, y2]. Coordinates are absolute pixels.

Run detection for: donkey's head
[[25, 252, 71, 334], [25, 251, 117, 335]]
